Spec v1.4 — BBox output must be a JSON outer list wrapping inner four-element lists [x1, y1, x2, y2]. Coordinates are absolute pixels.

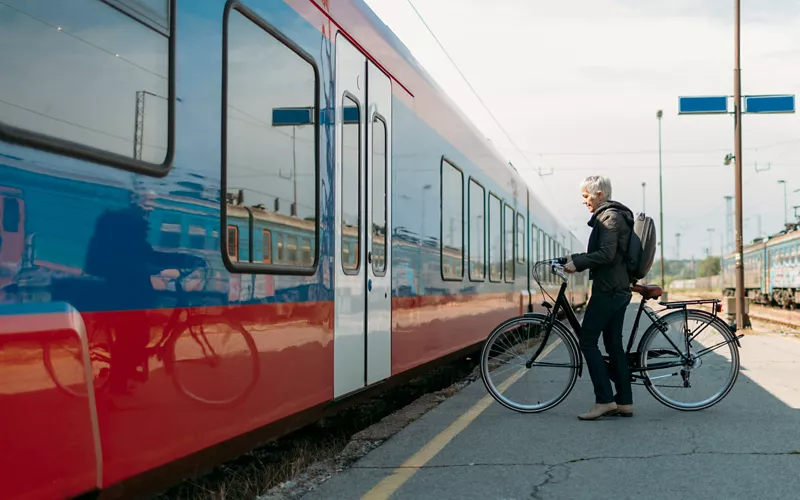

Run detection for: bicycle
[[480, 258, 745, 413], [42, 258, 260, 408]]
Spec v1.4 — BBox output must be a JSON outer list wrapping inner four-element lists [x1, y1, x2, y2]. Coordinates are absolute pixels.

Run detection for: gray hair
[[580, 175, 612, 200]]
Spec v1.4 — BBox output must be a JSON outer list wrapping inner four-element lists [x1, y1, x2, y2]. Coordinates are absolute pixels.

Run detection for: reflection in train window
[[468, 179, 485, 281], [277, 234, 284, 262], [189, 225, 206, 250], [488, 193, 502, 282], [227, 225, 239, 262], [262, 229, 272, 264], [301, 238, 312, 266], [372, 116, 387, 275], [441, 159, 463, 280], [342, 95, 360, 273], [2, 197, 21, 233], [0, 0, 171, 166], [516, 213, 525, 265], [160, 222, 181, 248], [504, 204, 514, 282], [287, 235, 298, 264], [224, 7, 318, 271]]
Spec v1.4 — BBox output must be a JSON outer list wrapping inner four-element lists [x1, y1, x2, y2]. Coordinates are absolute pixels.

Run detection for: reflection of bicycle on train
[[43, 257, 260, 408]]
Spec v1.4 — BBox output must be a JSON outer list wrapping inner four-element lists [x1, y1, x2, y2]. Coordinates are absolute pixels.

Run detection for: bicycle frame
[[524, 260, 744, 385]]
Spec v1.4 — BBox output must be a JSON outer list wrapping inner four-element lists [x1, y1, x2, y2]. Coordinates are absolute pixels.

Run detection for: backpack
[[623, 213, 657, 282]]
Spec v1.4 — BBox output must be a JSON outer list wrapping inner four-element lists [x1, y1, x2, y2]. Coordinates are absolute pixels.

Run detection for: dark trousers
[[579, 292, 633, 405]]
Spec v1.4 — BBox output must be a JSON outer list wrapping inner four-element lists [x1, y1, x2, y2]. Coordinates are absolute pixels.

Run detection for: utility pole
[[675, 232, 681, 261], [134, 90, 146, 160], [733, 0, 746, 329], [657, 110, 665, 288], [778, 180, 787, 227]]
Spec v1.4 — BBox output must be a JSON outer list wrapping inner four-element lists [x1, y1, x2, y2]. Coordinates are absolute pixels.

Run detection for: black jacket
[[571, 201, 634, 295]]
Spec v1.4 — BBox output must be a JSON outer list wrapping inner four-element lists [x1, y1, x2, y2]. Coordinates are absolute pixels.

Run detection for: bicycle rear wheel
[[480, 315, 579, 413], [166, 317, 259, 408], [638, 310, 740, 411]]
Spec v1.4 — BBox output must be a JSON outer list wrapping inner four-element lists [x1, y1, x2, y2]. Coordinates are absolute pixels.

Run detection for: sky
[[363, 0, 800, 261]]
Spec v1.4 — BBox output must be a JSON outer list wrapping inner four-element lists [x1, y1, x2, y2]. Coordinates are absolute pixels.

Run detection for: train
[[722, 223, 800, 307], [0, 0, 589, 498]]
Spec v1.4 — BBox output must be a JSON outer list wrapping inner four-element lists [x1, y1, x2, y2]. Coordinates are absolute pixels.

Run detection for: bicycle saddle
[[632, 284, 662, 299]]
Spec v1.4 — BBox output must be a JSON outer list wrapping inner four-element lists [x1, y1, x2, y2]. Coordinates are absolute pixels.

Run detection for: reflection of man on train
[[84, 189, 202, 394]]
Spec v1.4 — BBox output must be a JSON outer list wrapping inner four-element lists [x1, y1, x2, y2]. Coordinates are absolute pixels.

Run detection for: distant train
[[0, 1, 588, 498], [722, 224, 800, 307]]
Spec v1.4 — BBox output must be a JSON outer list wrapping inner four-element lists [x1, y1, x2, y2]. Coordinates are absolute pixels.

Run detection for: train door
[[333, 35, 392, 398]]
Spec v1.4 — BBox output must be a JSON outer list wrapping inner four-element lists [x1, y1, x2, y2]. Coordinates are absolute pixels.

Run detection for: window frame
[[220, 1, 321, 275], [516, 212, 525, 265], [262, 229, 272, 264], [503, 203, 515, 283], [227, 225, 239, 263], [340, 92, 362, 276], [468, 177, 486, 282], [440, 156, 464, 282], [0, 0, 177, 176], [488, 192, 502, 283], [371, 114, 388, 277]]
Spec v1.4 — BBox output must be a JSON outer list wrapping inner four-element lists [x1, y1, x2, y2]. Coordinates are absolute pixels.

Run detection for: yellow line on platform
[[362, 340, 561, 500]]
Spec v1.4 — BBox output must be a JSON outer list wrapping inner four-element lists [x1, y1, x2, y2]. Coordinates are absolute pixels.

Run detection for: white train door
[[334, 35, 392, 398]]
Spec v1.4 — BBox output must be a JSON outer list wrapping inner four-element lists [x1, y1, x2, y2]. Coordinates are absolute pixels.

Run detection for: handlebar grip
[[556, 257, 567, 265]]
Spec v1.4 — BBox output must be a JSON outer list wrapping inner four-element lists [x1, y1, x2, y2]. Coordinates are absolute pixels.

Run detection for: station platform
[[304, 303, 800, 500]]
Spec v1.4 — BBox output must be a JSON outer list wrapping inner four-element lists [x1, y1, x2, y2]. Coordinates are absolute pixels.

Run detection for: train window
[[504, 204, 515, 282], [287, 235, 298, 264], [301, 238, 312, 266], [160, 221, 181, 248], [441, 158, 463, 281], [516, 213, 525, 265], [488, 193, 502, 282], [2, 198, 21, 233], [227, 225, 239, 263], [372, 116, 387, 275], [342, 94, 361, 273], [468, 179, 485, 281], [189, 225, 206, 250], [0, 0, 174, 172], [223, 6, 319, 273], [262, 230, 272, 264]]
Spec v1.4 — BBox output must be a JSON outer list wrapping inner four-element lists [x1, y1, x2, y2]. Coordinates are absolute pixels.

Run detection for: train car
[[722, 239, 767, 302], [765, 227, 800, 307], [0, 0, 587, 498]]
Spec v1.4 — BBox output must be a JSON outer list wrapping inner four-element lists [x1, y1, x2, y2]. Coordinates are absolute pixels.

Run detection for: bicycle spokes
[[481, 316, 578, 413], [640, 311, 739, 411]]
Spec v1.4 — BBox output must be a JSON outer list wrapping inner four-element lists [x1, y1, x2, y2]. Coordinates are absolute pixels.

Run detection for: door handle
[[368, 279, 372, 291], [368, 251, 372, 264]]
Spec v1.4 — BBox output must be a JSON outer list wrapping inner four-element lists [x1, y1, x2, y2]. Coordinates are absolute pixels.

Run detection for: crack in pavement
[[351, 449, 800, 470], [530, 464, 571, 500]]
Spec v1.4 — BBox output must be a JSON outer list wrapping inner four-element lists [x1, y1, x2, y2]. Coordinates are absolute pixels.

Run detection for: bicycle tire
[[480, 314, 580, 413], [637, 309, 740, 411], [165, 316, 260, 408], [42, 325, 112, 398]]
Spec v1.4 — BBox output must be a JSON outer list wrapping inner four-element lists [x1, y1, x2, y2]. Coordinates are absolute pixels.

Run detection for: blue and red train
[[0, 0, 588, 497]]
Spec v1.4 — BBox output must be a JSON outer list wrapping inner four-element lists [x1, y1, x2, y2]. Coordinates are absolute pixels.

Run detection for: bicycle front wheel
[[638, 310, 740, 411], [480, 315, 579, 413]]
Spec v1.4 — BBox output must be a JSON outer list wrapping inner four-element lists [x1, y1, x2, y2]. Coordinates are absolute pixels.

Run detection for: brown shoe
[[577, 402, 618, 420], [615, 404, 634, 417]]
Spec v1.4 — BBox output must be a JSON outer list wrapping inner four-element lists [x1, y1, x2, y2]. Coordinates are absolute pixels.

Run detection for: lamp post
[[657, 110, 665, 288], [641, 182, 646, 214]]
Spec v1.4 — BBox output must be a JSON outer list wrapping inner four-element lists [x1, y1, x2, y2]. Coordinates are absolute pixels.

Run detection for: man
[[564, 175, 635, 420]]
